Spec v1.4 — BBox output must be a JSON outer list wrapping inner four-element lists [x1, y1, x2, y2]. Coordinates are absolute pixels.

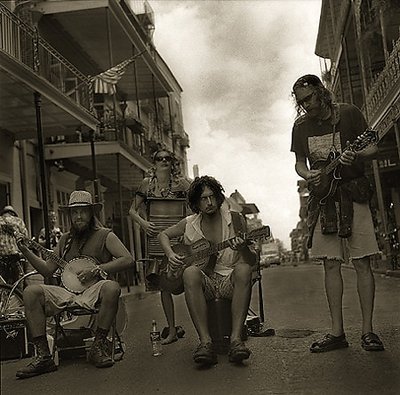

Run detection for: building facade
[[0, 0, 190, 267]]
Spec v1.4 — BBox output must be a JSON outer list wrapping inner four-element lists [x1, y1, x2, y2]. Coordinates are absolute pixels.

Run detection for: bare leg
[[230, 264, 252, 343], [353, 256, 375, 334], [161, 291, 177, 344], [183, 266, 211, 344], [96, 281, 121, 331], [23, 285, 47, 338], [324, 259, 344, 336]]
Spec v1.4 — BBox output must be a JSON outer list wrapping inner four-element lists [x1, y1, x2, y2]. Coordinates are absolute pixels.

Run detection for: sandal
[[361, 332, 384, 351], [228, 340, 251, 363], [310, 333, 349, 353]]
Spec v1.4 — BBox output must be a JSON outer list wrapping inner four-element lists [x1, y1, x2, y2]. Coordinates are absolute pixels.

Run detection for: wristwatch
[[93, 265, 108, 280]]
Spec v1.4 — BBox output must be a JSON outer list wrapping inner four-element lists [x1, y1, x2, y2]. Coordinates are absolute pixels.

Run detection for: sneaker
[[193, 342, 217, 365], [228, 340, 251, 363], [16, 356, 57, 379], [88, 340, 114, 368]]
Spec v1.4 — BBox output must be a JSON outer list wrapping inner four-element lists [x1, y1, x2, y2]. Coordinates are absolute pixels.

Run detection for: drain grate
[[276, 329, 315, 338]]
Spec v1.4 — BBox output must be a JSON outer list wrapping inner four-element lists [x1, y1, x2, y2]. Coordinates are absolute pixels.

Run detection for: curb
[[342, 264, 400, 278]]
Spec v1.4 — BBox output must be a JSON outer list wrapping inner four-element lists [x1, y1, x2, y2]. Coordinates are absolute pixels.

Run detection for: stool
[[207, 298, 232, 354]]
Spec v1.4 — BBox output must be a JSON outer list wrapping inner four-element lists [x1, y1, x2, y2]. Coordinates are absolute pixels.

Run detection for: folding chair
[[50, 299, 127, 364]]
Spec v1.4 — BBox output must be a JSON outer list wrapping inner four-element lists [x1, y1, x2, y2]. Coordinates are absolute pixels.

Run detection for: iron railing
[[365, 35, 400, 120], [0, 2, 94, 114]]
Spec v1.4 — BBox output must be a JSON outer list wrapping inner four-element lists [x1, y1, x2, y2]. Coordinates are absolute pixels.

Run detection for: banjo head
[[61, 256, 98, 294]]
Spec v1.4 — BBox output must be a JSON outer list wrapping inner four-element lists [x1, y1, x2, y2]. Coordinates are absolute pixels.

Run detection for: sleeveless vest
[[59, 228, 112, 264]]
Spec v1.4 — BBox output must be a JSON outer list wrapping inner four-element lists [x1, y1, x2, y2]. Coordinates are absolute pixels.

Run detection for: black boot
[[87, 327, 114, 368], [16, 335, 57, 379]]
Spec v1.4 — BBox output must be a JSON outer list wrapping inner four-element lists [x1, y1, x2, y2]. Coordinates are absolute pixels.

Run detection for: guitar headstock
[[245, 226, 271, 242], [352, 129, 379, 152]]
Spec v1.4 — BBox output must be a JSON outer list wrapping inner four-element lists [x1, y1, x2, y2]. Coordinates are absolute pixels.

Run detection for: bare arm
[[100, 232, 133, 274], [128, 195, 158, 237], [158, 218, 187, 266], [17, 241, 58, 278], [295, 153, 321, 186]]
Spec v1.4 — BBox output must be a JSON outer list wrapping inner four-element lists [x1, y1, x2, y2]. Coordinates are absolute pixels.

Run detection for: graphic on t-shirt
[[308, 133, 341, 164]]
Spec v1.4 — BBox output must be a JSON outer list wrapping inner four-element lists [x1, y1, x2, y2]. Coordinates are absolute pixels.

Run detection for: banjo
[[2, 225, 100, 294]]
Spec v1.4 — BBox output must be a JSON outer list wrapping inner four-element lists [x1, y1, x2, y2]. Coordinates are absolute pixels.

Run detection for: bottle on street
[[150, 319, 162, 356]]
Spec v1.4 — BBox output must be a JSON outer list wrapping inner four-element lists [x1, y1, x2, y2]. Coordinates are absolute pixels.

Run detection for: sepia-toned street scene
[[1, 1, 399, 394]]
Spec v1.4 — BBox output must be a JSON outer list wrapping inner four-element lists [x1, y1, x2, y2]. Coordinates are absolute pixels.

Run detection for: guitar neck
[[26, 238, 67, 269]]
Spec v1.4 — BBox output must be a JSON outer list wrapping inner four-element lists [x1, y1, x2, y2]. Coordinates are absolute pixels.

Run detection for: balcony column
[[152, 74, 160, 142], [90, 129, 100, 202]]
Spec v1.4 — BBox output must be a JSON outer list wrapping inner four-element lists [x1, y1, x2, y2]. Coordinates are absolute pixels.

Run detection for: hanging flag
[[92, 51, 145, 95]]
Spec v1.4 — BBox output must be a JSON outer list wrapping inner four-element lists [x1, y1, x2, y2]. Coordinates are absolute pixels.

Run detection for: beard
[[71, 222, 91, 236]]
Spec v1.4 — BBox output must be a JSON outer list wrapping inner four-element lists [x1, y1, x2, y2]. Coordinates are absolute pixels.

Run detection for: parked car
[[260, 251, 281, 267]]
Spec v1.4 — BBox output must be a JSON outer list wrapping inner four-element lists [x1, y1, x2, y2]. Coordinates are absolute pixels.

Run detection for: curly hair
[[291, 74, 334, 117], [187, 176, 225, 214]]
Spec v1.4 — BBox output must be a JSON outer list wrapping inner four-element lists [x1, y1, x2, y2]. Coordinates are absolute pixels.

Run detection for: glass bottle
[[150, 320, 162, 356]]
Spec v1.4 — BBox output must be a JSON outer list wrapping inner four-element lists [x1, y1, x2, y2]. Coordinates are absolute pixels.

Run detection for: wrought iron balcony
[[365, 36, 400, 121], [0, 2, 93, 115]]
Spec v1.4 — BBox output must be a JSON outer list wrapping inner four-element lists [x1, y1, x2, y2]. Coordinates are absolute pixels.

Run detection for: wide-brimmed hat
[[1, 205, 19, 217], [60, 190, 103, 210]]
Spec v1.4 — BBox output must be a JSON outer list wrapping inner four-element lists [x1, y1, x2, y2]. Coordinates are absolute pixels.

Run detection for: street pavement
[[1, 263, 399, 395]]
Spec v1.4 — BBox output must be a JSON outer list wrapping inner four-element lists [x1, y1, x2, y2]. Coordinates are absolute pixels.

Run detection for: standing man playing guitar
[[291, 74, 384, 353], [158, 176, 256, 366], [15, 190, 133, 379]]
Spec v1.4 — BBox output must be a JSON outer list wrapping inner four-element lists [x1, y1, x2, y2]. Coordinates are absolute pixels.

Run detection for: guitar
[[1, 225, 99, 294], [160, 225, 270, 282], [309, 129, 378, 204]]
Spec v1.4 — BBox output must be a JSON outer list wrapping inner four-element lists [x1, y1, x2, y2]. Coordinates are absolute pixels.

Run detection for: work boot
[[16, 356, 57, 379], [88, 339, 114, 368], [193, 342, 217, 365]]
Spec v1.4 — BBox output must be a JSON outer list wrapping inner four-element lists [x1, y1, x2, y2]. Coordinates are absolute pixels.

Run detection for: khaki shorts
[[311, 202, 380, 261], [38, 280, 110, 317]]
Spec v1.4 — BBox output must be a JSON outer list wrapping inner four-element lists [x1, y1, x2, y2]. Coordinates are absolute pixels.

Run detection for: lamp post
[[89, 129, 99, 202]]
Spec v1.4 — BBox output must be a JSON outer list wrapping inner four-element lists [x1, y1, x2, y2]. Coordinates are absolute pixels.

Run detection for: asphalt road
[[1, 263, 399, 395]]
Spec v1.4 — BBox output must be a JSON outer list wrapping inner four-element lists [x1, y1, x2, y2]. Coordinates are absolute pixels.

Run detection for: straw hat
[[60, 190, 103, 210], [1, 205, 19, 217]]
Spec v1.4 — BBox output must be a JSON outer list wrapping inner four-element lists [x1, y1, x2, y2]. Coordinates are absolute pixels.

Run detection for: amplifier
[[0, 317, 30, 360]]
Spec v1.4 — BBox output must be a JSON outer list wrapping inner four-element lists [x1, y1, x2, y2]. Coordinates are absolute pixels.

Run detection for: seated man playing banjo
[[15, 190, 133, 379], [158, 176, 260, 366]]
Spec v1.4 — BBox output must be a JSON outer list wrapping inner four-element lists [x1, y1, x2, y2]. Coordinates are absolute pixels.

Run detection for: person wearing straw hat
[[15, 190, 133, 379]]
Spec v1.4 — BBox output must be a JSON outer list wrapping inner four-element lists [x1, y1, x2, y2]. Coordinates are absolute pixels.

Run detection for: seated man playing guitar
[[15, 191, 133, 379], [158, 176, 258, 366]]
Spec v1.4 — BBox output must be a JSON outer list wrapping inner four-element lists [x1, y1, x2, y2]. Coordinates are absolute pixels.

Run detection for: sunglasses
[[155, 155, 172, 162], [297, 91, 316, 107]]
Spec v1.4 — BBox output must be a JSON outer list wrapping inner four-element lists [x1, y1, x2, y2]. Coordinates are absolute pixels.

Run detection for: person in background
[[158, 176, 256, 366], [129, 148, 190, 345], [0, 206, 29, 286], [290, 74, 383, 353], [15, 190, 133, 379], [38, 210, 63, 250]]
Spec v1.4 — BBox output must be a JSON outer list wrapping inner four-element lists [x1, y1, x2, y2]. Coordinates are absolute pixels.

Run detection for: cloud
[[149, 0, 322, 247]]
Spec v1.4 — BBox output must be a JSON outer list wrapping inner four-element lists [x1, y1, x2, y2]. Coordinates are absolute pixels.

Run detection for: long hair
[[187, 176, 225, 214], [291, 74, 334, 117]]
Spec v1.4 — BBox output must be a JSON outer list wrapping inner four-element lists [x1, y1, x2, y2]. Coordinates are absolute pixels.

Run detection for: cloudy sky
[[149, 0, 322, 248]]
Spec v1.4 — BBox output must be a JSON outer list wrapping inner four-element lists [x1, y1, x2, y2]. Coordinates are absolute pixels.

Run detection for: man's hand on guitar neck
[[228, 236, 248, 251]]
